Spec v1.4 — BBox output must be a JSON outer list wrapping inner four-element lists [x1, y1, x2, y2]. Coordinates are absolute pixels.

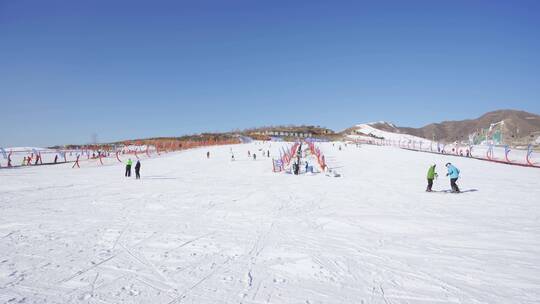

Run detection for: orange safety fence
[[0, 137, 242, 169]]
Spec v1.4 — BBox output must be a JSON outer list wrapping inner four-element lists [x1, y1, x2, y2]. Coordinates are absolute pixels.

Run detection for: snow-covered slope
[[1, 142, 539, 303], [347, 123, 433, 147], [346, 123, 540, 166]]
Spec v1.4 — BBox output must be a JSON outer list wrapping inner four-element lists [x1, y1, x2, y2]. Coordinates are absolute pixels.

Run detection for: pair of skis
[[426, 189, 478, 194]]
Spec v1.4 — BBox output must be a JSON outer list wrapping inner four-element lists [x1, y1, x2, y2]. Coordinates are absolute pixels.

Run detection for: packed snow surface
[[1, 142, 540, 303]]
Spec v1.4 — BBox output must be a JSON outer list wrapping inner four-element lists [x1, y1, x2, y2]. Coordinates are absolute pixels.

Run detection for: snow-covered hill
[[1, 142, 539, 303], [348, 122, 432, 144], [349, 110, 540, 145]]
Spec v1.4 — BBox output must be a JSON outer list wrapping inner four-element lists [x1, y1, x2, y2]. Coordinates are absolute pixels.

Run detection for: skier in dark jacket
[[135, 160, 141, 179]]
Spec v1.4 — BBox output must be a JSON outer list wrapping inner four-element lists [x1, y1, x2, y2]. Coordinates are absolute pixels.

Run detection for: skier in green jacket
[[125, 158, 133, 177], [426, 164, 438, 192]]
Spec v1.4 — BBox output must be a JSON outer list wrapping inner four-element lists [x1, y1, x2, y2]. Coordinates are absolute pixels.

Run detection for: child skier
[[426, 164, 438, 192], [445, 163, 460, 193]]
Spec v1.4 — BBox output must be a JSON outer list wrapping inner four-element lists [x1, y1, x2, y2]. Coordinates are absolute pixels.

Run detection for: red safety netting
[[352, 138, 540, 168]]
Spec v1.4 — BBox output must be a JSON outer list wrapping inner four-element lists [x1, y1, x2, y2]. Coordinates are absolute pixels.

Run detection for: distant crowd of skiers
[[205, 149, 271, 161], [122, 145, 463, 194], [124, 147, 272, 179], [426, 162, 461, 193]]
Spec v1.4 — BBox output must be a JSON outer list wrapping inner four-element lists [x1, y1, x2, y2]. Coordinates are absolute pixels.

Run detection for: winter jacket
[[447, 164, 460, 179], [427, 165, 437, 179]]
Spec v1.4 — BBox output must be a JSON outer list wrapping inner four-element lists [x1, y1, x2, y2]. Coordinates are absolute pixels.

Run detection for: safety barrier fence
[[272, 141, 328, 173], [0, 138, 241, 169], [352, 138, 540, 168], [0, 146, 161, 169], [272, 142, 300, 172], [306, 141, 327, 171]]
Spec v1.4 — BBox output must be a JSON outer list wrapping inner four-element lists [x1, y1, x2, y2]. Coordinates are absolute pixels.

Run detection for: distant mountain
[[354, 110, 540, 145]]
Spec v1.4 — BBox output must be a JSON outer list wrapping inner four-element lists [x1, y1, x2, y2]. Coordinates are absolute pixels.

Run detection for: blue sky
[[1, 0, 539, 146]]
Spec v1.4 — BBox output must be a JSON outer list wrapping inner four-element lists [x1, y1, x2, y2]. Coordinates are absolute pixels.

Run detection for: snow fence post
[[526, 144, 534, 166], [504, 145, 511, 163], [486, 144, 494, 160], [0, 148, 7, 167]]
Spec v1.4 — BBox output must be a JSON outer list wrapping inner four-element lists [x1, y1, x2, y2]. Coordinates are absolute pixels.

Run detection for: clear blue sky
[[1, 0, 539, 147]]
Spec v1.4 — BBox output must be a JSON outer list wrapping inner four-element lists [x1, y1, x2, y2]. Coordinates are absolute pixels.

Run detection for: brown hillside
[[369, 110, 540, 144]]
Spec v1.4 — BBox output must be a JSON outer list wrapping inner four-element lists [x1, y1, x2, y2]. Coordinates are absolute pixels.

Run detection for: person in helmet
[[445, 163, 460, 193]]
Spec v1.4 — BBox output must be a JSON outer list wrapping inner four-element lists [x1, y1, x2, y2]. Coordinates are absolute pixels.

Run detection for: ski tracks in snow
[[2, 142, 540, 303]]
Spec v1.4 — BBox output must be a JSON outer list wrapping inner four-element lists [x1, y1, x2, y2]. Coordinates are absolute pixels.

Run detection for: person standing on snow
[[125, 158, 133, 177], [135, 160, 141, 179], [206, 151, 210, 159], [445, 163, 460, 193], [426, 164, 438, 192], [293, 161, 299, 175]]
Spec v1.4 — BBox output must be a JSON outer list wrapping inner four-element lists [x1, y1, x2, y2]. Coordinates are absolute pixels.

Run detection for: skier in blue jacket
[[445, 163, 460, 193]]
